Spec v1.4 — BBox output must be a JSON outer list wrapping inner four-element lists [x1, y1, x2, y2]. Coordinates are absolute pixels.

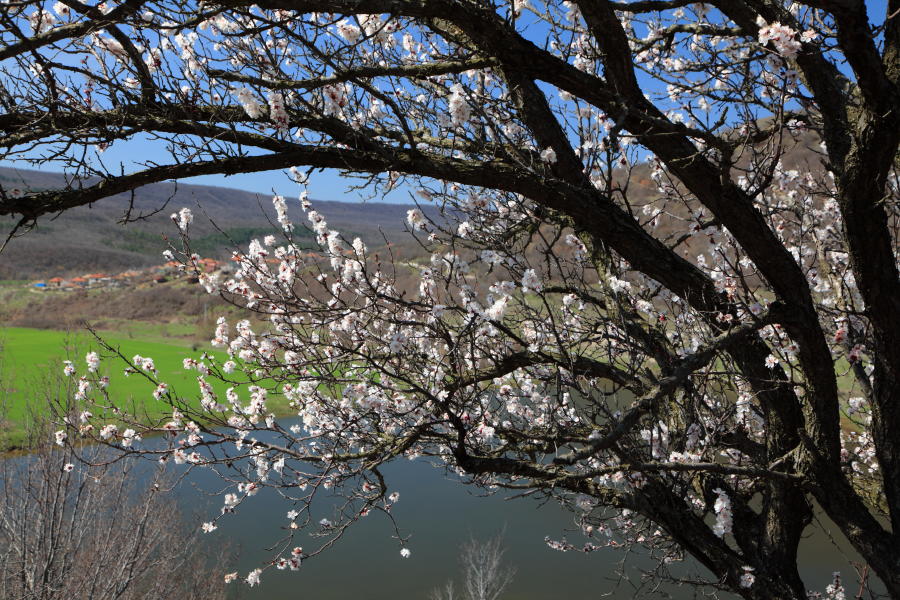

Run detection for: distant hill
[[0, 167, 424, 279], [0, 130, 828, 280]]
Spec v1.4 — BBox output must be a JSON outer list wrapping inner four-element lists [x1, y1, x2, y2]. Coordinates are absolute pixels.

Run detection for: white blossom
[[172, 207, 193, 231], [406, 208, 427, 230], [84, 352, 100, 373], [267, 91, 289, 131], [712, 488, 733, 537], [234, 88, 265, 119], [521, 268, 543, 293], [739, 566, 755, 588], [540, 147, 557, 163], [245, 568, 262, 587], [336, 19, 361, 43], [758, 22, 802, 58], [447, 84, 471, 126]]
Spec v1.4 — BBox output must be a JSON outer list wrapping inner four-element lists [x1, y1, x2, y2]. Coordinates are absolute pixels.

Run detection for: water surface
[[174, 420, 872, 599]]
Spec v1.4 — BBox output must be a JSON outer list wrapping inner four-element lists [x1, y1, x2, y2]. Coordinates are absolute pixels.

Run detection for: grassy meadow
[[0, 325, 289, 450], [0, 274, 867, 451]]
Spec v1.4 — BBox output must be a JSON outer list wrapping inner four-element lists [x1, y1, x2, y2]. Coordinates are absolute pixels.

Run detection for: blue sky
[[0, 149, 414, 204], [178, 165, 412, 203], [2, 0, 890, 203]]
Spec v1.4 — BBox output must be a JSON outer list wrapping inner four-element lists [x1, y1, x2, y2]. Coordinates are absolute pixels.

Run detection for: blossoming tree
[[2, 1, 899, 598]]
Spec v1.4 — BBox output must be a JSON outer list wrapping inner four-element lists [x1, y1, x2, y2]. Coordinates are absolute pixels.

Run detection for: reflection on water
[[196, 457, 628, 600], [1, 420, 879, 600], [168, 421, 872, 599]]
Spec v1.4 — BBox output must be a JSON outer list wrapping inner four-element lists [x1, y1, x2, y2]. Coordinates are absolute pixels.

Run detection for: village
[[28, 258, 229, 291]]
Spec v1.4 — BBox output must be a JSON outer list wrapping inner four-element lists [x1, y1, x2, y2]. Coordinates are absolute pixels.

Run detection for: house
[[197, 258, 220, 273], [85, 273, 109, 286]]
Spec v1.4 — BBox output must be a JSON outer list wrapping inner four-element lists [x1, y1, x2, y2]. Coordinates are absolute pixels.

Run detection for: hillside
[[0, 130, 828, 281], [0, 167, 422, 279]]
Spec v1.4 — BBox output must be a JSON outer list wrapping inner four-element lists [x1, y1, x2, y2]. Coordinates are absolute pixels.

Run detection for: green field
[[0, 326, 289, 450]]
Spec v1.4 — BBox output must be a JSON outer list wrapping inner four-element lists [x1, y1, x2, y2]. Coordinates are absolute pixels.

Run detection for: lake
[[159, 418, 875, 600]]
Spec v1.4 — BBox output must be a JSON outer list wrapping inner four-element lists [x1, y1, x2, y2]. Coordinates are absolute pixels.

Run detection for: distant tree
[[4, 2, 899, 599], [0, 420, 229, 600], [431, 535, 515, 600]]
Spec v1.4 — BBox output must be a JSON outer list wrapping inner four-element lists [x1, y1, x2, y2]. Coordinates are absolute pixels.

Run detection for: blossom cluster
[[757, 20, 802, 58]]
